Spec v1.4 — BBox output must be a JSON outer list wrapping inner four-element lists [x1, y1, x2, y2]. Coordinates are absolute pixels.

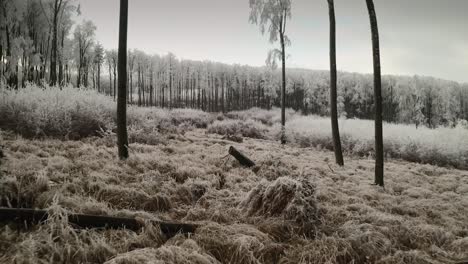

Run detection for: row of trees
[[2, 0, 466, 131], [3, 0, 467, 185], [91, 51, 468, 129], [246, 0, 382, 182], [117, 0, 388, 186], [0, 0, 106, 91]]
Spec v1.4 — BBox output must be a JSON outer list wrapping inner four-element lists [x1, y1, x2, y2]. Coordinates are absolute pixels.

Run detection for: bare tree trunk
[[280, 32, 286, 144], [97, 63, 101, 92], [113, 60, 117, 101], [328, 0, 344, 166], [150, 70, 154, 106], [366, 0, 384, 186], [108, 63, 112, 96], [49, 0, 60, 86], [58, 28, 65, 87], [117, 0, 129, 159], [169, 65, 172, 109]]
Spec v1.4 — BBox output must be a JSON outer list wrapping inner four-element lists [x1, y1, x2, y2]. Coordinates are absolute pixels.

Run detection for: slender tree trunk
[[113, 61, 117, 101], [6, 25, 16, 88], [0, 43, 3, 83], [137, 67, 141, 106], [108, 63, 112, 96], [130, 69, 133, 103], [50, 0, 59, 86], [58, 28, 65, 86], [280, 33, 286, 144], [169, 69, 172, 109], [150, 70, 154, 106], [97, 64, 101, 92], [221, 75, 225, 113], [117, 0, 129, 159], [328, 0, 344, 166], [366, 0, 384, 186]]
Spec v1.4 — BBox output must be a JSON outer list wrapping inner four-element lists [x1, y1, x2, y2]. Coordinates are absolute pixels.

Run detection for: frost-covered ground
[[0, 128, 467, 263], [2, 85, 468, 169], [1, 86, 468, 263]]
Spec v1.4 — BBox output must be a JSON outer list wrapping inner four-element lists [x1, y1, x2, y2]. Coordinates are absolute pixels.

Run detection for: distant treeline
[[1, 0, 467, 128]]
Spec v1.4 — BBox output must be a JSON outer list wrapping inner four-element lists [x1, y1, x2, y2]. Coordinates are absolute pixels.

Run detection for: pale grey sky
[[76, 0, 468, 83]]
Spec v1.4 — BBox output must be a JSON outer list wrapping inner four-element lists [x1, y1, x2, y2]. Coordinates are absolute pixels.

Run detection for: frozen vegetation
[[0, 86, 467, 263], [2, 85, 467, 169], [0, 124, 467, 263]]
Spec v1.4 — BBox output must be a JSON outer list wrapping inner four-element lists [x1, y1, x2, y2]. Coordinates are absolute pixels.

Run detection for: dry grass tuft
[[207, 119, 269, 139], [375, 250, 435, 264], [280, 236, 355, 264], [241, 177, 319, 237], [97, 185, 171, 212], [105, 238, 220, 264], [194, 222, 284, 264], [1, 109, 467, 264]]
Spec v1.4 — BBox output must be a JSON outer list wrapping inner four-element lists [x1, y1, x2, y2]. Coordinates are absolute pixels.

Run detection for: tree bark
[[366, 0, 384, 186], [328, 0, 344, 166], [49, 0, 60, 86], [117, 0, 129, 160], [229, 146, 256, 168], [108, 63, 112, 96], [280, 33, 286, 144], [58, 28, 65, 87], [113, 58, 117, 101]]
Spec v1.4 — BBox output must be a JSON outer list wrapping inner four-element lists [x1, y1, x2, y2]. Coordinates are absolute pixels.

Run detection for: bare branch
[[39, 0, 52, 27]]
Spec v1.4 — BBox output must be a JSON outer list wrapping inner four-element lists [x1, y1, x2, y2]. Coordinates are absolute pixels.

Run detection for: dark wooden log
[[0, 208, 197, 237], [229, 146, 256, 167]]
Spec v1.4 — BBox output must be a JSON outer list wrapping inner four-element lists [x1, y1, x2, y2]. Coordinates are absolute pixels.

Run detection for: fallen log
[[0, 208, 197, 237], [229, 146, 256, 167]]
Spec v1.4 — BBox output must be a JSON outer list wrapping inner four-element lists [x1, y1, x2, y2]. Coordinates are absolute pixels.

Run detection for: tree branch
[[39, 0, 52, 27]]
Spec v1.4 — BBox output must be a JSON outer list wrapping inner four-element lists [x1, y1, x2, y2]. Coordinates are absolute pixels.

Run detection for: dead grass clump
[[405, 224, 456, 250], [207, 119, 268, 139], [170, 167, 198, 184], [256, 219, 296, 242], [256, 157, 299, 181], [105, 239, 220, 264], [349, 230, 392, 262], [0, 172, 49, 208], [340, 223, 392, 262], [97, 185, 171, 212], [241, 177, 319, 237], [128, 128, 165, 146], [194, 223, 284, 264], [449, 237, 468, 259], [375, 250, 434, 264], [402, 187, 433, 199], [279, 236, 355, 264]]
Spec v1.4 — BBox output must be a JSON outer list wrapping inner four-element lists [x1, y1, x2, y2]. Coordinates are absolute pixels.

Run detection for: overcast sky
[[76, 0, 468, 83]]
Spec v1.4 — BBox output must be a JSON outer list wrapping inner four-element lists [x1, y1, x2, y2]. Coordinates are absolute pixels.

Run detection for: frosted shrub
[[241, 177, 319, 237], [283, 115, 468, 169], [207, 119, 269, 139], [226, 107, 298, 126], [0, 85, 114, 138], [0, 85, 216, 139]]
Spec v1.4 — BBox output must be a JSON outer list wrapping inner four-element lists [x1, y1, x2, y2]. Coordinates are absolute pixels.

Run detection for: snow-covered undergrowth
[[0, 130, 467, 263], [1, 85, 467, 169], [210, 111, 468, 170], [0, 85, 213, 140], [282, 116, 468, 170]]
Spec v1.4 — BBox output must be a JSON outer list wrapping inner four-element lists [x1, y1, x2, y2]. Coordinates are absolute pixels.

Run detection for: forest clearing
[[1, 0, 468, 263], [0, 86, 467, 263]]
